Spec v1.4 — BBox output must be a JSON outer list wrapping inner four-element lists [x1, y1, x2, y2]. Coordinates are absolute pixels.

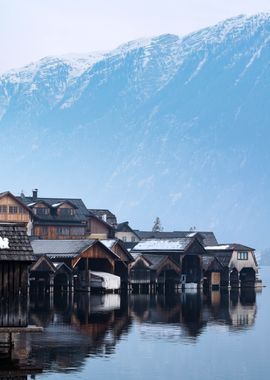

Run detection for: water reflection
[[0, 297, 43, 379], [0, 289, 258, 376], [130, 289, 257, 340], [25, 292, 131, 372]]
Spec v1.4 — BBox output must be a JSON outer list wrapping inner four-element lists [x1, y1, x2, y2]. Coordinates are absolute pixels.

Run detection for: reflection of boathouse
[[25, 292, 131, 372]]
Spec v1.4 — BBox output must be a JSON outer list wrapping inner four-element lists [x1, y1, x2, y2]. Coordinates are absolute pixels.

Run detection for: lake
[[1, 267, 269, 380]]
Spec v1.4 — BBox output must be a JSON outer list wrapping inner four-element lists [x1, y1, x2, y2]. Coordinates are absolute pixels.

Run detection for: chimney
[[32, 189, 38, 201], [102, 214, 107, 222]]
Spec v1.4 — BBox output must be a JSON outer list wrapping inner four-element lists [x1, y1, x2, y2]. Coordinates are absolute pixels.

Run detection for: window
[[35, 207, 50, 216], [58, 208, 75, 217], [9, 206, 18, 214], [237, 252, 248, 260], [122, 236, 127, 242], [41, 226, 48, 236], [57, 227, 70, 236], [0, 205, 7, 213], [131, 236, 136, 242], [70, 227, 85, 236], [18, 206, 27, 214]]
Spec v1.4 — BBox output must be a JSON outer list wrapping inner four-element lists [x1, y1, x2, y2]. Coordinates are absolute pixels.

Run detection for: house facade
[[88, 211, 115, 240], [115, 222, 141, 245], [0, 191, 32, 229], [0, 190, 90, 240]]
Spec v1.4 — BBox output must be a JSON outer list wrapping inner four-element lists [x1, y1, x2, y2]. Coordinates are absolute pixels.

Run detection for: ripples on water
[[0, 267, 269, 380]]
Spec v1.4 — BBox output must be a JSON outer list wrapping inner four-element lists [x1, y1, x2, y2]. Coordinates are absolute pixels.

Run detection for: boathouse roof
[[31, 239, 122, 262], [134, 230, 218, 246], [130, 253, 181, 273], [132, 238, 192, 252], [202, 255, 231, 270], [100, 239, 134, 262], [0, 223, 35, 261], [31, 239, 96, 258], [205, 243, 255, 251], [139, 254, 172, 270]]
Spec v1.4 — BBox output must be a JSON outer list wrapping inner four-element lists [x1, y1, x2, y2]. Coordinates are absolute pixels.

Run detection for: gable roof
[[0, 191, 32, 214], [19, 195, 89, 225], [31, 239, 120, 262], [31, 255, 56, 273], [27, 200, 51, 208], [131, 253, 181, 272], [0, 223, 35, 261], [89, 209, 117, 226], [202, 255, 231, 271], [100, 239, 134, 262], [141, 254, 169, 270], [51, 201, 78, 209], [54, 262, 73, 273], [134, 230, 218, 246]]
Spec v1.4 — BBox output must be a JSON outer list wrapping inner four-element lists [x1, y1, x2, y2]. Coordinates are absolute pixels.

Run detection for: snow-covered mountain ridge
[[1, 13, 270, 119], [1, 14, 270, 249]]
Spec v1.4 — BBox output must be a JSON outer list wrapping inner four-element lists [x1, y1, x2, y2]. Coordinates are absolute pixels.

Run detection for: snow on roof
[[133, 238, 191, 251], [100, 239, 116, 250], [186, 232, 197, 237], [51, 203, 62, 208], [205, 245, 231, 250], [27, 202, 36, 207]]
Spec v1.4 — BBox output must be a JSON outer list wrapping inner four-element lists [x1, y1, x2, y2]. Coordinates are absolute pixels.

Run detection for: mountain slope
[[1, 14, 270, 248]]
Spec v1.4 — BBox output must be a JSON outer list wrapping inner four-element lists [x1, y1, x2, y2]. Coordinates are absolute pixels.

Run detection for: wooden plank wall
[[0, 262, 29, 298], [0, 262, 29, 327]]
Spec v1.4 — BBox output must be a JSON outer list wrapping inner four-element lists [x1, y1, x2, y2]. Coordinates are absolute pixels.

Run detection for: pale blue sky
[[1, 0, 270, 72]]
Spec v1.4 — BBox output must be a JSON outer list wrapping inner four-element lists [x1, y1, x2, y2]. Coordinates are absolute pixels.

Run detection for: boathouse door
[[182, 255, 201, 283], [211, 272, 220, 287]]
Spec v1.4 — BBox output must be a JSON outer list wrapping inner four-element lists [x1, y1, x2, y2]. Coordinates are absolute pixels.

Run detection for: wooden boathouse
[[203, 244, 259, 289], [129, 254, 181, 293], [0, 223, 43, 361], [131, 234, 207, 290], [0, 223, 36, 301], [30, 239, 133, 292]]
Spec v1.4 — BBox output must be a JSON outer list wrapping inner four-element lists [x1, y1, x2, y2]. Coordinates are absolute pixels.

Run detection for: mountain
[[1, 14, 270, 249]]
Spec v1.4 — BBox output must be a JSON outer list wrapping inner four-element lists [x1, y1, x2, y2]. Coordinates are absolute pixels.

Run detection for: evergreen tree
[[152, 217, 163, 232]]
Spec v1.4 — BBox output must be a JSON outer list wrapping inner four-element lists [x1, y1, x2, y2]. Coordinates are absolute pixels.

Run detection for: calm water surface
[[3, 267, 270, 379]]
